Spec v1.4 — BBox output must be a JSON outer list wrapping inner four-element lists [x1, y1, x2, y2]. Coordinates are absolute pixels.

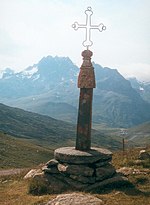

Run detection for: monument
[[73, 6, 105, 151], [28, 7, 128, 195], [54, 6, 110, 168]]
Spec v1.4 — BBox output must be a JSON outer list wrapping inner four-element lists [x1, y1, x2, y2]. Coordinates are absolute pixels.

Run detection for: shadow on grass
[[91, 181, 150, 197]]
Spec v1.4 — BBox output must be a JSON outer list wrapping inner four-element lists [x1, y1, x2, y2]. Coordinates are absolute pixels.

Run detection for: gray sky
[[0, 0, 150, 81]]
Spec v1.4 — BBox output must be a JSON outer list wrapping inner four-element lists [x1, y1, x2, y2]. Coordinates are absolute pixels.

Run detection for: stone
[[69, 175, 95, 184], [85, 174, 129, 192], [117, 167, 150, 176], [134, 160, 143, 166], [24, 169, 42, 179], [78, 50, 96, 89], [29, 173, 71, 195], [78, 67, 95, 88], [53, 173, 88, 190], [96, 164, 116, 181], [58, 163, 94, 177], [139, 150, 150, 160], [117, 167, 133, 176], [76, 88, 93, 151], [54, 147, 112, 164], [46, 159, 59, 167], [42, 166, 59, 174], [45, 193, 104, 205], [94, 158, 111, 167]]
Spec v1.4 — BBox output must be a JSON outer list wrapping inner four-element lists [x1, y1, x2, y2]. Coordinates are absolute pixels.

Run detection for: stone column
[[76, 50, 95, 151]]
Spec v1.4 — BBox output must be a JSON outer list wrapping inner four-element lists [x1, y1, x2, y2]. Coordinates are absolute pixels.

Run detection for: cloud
[[118, 63, 150, 82], [0, 0, 150, 81]]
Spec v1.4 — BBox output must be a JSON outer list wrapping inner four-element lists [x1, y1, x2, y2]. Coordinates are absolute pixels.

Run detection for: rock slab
[[54, 147, 112, 164], [45, 193, 104, 205], [58, 163, 94, 176], [139, 150, 150, 160]]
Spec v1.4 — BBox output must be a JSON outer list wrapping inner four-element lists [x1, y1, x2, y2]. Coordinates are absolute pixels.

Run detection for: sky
[[0, 0, 150, 81]]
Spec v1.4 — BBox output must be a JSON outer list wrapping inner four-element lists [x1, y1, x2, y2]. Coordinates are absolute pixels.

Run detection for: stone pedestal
[[38, 147, 128, 193], [54, 147, 112, 164]]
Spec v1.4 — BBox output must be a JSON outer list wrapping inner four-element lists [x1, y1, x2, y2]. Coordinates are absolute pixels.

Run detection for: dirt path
[[0, 168, 29, 176]]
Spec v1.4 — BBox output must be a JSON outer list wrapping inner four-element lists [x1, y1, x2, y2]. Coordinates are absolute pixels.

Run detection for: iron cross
[[72, 7, 106, 49]]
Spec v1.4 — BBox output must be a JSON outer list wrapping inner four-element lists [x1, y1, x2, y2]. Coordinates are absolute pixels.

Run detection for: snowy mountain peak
[[0, 68, 14, 79], [21, 66, 38, 79]]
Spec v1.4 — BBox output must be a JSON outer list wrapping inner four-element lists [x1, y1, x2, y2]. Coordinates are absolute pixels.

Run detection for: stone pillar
[[76, 50, 95, 151]]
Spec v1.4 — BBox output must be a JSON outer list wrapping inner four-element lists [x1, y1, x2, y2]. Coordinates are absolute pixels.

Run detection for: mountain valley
[[1, 55, 150, 128]]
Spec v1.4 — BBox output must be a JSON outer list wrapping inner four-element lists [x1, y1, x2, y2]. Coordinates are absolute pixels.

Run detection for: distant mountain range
[[128, 77, 150, 104], [0, 55, 150, 128]]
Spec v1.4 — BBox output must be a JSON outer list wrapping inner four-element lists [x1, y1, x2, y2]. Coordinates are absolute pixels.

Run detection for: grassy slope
[[0, 131, 121, 170], [93, 121, 150, 148], [127, 121, 150, 146], [0, 103, 122, 151], [0, 132, 53, 169], [0, 147, 149, 205]]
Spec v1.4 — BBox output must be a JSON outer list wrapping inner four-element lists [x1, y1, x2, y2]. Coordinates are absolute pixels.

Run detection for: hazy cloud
[[0, 0, 150, 81]]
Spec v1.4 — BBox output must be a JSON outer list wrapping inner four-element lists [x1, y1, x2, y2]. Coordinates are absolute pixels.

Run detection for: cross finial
[[72, 7, 106, 49]]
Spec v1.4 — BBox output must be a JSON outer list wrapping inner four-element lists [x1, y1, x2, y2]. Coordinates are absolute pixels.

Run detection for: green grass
[[112, 146, 150, 168], [93, 121, 150, 148], [0, 174, 56, 205], [0, 129, 122, 170], [0, 132, 53, 169], [0, 147, 150, 205]]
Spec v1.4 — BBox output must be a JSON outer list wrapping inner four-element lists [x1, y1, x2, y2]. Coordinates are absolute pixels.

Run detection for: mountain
[[128, 77, 150, 103], [0, 56, 150, 128], [0, 56, 78, 99], [93, 64, 150, 127], [0, 103, 121, 150]]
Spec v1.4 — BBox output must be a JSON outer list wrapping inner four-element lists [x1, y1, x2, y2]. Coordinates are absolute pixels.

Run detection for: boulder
[[46, 159, 59, 167], [29, 173, 71, 195], [24, 169, 42, 179], [85, 174, 129, 192], [42, 166, 60, 174], [96, 164, 116, 181], [69, 174, 95, 184], [53, 173, 88, 190], [45, 193, 104, 205], [58, 163, 94, 176], [139, 150, 150, 160], [94, 158, 111, 168], [117, 167, 133, 176]]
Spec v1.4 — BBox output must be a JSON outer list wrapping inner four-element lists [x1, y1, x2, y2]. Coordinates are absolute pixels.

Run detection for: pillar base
[[54, 147, 112, 164]]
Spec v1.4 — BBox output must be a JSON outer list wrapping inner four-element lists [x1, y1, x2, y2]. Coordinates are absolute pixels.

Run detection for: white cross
[[72, 7, 106, 49]]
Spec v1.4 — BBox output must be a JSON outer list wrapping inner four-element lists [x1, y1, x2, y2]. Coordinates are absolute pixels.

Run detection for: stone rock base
[[45, 193, 104, 205], [29, 147, 129, 195]]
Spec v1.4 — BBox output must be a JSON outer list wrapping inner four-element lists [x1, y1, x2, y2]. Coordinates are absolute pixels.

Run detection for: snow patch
[[32, 74, 40, 81], [139, 87, 144, 91], [22, 66, 38, 78], [0, 68, 14, 79]]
